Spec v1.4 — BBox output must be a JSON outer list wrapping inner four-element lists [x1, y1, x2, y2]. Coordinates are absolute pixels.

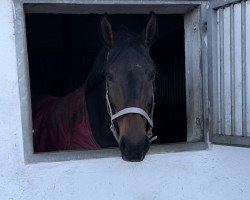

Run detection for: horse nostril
[[119, 137, 131, 155], [119, 137, 127, 153], [144, 137, 150, 153], [119, 137, 124, 150], [119, 136, 150, 161]]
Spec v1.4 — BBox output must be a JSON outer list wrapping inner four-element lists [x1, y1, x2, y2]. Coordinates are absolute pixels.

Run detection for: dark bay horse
[[32, 12, 158, 162]]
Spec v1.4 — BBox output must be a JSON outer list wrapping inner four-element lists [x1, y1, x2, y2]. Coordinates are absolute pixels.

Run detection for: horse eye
[[149, 72, 156, 80], [106, 72, 114, 81]]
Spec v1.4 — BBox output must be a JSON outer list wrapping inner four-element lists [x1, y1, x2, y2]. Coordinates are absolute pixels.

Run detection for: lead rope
[[105, 79, 157, 143]]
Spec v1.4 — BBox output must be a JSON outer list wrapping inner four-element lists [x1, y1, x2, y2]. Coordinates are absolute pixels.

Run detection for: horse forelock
[[86, 25, 150, 93]]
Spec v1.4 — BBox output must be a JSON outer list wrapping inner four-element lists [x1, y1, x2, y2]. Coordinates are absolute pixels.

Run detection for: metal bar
[[12, 0, 35, 159], [212, 135, 250, 147], [207, 6, 219, 140], [211, 0, 242, 9], [20, 0, 205, 4], [26, 142, 208, 164], [246, 1, 250, 136], [217, 10, 221, 135], [185, 8, 203, 142], [241, 1, 247, 137], [23, 4, 201, 14], [230, 5, 235, 136], [219, 8, 225, 135], [200, 2, 210, 145], [234, 3, 243, 136], [223, 7, 232, 135]]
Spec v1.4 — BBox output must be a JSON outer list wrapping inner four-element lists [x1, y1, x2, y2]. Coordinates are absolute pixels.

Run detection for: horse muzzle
[[119, 135, 150, 162], [105, 78, 157, 161]]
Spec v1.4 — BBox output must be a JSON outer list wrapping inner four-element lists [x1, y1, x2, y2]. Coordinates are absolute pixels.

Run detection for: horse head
[[100, 12, 158, 161]]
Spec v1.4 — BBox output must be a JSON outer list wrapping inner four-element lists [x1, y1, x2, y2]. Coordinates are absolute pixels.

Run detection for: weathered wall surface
[[1, 1, 250, 199]]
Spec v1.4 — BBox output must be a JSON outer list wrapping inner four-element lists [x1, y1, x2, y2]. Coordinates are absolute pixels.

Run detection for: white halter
[[105, 79, 157, 143]]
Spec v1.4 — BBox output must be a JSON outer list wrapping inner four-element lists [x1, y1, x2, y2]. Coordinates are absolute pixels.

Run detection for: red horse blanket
[[32, 86, 100, 152]]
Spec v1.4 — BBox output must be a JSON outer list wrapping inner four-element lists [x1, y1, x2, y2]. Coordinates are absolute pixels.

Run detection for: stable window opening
[[14, 1, 208, 163], [26, 13, 187, 147]]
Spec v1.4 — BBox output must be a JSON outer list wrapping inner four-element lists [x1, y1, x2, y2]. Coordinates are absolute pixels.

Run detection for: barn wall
[[1, 1, 250, 200]]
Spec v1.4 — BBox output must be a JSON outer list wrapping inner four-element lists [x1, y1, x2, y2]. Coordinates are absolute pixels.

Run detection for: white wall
[[0, 1, 250, 199]]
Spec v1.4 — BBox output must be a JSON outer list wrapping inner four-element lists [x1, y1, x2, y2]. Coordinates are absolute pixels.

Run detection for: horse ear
[[100, 14, 114, 48], [144, 11, 158, 47]]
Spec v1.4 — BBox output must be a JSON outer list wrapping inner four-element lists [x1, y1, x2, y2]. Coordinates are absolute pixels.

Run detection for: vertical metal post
[[219, 8, 225, 135], [216, 10, 221, 135], [230, 5, 235, 136], [241, 1, 247, 137]]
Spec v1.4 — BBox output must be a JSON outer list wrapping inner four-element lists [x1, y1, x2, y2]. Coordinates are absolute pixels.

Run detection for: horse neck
[[86, 80, 118, 148]]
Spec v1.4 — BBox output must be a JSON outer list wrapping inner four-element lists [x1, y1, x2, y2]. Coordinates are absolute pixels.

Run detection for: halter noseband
[[105, 79, 157, 143]]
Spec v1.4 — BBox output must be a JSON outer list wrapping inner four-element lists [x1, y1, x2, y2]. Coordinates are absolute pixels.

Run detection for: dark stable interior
[[25, 13, 187, 144]]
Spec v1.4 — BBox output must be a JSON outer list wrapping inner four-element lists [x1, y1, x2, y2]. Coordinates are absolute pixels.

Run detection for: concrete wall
[[1, 1, 250, 199]]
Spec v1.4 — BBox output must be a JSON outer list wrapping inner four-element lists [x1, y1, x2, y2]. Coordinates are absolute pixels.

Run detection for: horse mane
[[85, 46, 108, 94]]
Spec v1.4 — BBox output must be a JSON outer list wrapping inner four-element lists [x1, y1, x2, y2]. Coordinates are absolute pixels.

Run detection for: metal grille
[[155, 59, 186, 104], [214, 1, 250, 139]]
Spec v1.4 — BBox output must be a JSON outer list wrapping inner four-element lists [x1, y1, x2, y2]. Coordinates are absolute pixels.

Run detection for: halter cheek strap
[[105, 79, 157, 143]]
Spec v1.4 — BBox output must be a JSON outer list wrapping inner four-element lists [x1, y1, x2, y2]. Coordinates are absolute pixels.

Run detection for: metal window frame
[[207, 0, 250, 147], [210, 0, 243, 9], [13, 0, 209, 164]]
